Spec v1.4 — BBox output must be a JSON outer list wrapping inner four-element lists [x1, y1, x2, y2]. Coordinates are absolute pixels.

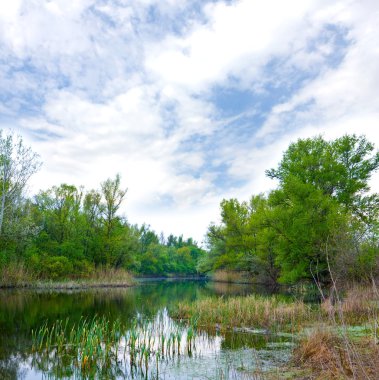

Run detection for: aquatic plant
[[31, 309, 200, 379]]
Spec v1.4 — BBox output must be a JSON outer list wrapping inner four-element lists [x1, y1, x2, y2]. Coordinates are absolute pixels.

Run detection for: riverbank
[[0, 266, 209, 289], [0, 266, 135, 289]]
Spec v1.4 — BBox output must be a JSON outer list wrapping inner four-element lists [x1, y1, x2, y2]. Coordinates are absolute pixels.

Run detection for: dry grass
[[0, 265, 134, 289], [174, 294, 313, 330], [293, 328, 352, 378], [87, 267, 134, 285], [321, 286, 378, 324], [0, 262, 35, 287], [293, 328, 379, 379], [291, 284, 379, 379], [211, 270, 253, 284], [32, 267, 135, 289]]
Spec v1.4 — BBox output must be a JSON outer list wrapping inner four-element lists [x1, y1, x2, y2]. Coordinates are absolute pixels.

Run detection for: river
[[0, 280, 293, 379]]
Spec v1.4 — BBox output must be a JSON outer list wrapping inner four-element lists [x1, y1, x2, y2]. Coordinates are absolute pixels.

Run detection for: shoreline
[[0, 274, 208, 290], [0, 281, 134, 290]]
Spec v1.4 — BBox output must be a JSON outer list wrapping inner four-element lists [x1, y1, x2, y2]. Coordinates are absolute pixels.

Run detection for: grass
[[174, 286, 379, 330], [174, 294, 313, 331], [321, 285, 379, 324], [174, 295, 312, 330], [0, 266, 135, 289], [0, 262, 36, 287], [31, 311, 199, 379], [292, 327, 379, 379], [211, 270, 254, 284]]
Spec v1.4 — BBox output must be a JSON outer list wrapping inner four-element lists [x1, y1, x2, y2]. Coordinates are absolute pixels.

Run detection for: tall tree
[[0, 131, 41, 236], [100, 174, 127, 266], [266, 134, 379, 283], [266, 134, 379, 212]]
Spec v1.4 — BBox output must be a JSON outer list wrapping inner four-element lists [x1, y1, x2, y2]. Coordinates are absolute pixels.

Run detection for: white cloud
[[146, 0, 339, 92], [1, 0, 379, 242]]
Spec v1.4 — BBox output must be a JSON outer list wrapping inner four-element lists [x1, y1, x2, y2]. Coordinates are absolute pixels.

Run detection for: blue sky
[[1, 0, 379, 243]]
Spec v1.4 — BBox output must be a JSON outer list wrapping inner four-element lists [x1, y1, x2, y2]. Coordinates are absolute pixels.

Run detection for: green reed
[[31, 309, 199, 378]]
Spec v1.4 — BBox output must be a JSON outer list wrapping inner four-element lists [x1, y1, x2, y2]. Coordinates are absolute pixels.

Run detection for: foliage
[[204, 134, 379, 285], [24, 183, 205, 279], [0, 131, 41, 256], [2, 130, 378, 285], [0, 129, 204, 281]]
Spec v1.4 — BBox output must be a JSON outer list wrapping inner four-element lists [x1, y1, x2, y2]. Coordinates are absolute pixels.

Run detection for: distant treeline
[[1, 130, 378, 285]]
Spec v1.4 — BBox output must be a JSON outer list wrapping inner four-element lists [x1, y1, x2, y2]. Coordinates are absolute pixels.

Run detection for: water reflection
[[0, 281, 293, 379]]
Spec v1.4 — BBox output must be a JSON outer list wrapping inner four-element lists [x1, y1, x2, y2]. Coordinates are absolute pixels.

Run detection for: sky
[[0, 0, 379, 244]]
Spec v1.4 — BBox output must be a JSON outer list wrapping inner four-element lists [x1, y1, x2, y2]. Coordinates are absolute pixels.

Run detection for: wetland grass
[[174, 285, 379, 379], [29, 285, 379, 379], [292, 327, 379, 379], [0, 262, 35, 288], [174, 294, 314, 331], [211, 270, 253, 284], [31, 310, 199, 378], [1, 267, 134, 289]]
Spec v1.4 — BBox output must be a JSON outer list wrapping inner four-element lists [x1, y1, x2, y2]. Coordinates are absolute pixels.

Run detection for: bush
[[40, 256, 74, 280], [72, 259, 94, 278]]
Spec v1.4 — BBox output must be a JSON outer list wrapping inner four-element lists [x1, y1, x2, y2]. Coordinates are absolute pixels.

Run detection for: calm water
[[0, 281, 293, 379]]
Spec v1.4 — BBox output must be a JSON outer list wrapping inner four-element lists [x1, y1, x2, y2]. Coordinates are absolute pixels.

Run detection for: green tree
[[0, 130, 41, 236], [266, 134, 379, 284], [266, 134, 379, 213], [100, 174, 127, 266], [268, 178, 345, 283]]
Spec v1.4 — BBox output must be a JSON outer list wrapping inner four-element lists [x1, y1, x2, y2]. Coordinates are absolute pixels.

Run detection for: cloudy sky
[[1, 0, 378, 243]]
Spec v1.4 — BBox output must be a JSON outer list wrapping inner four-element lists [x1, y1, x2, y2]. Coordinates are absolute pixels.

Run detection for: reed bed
[[31, 310, 198, 378], [174, 294, 313, 331], [211, 270, 253, 284], [28, 285, 379, 379], [1, 267, 134, 289], [0, 262, 35, 287]]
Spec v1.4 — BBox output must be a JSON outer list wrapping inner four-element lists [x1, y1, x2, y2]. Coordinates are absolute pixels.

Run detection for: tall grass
[[321, 285, 379, 325], [293, 326, 379, 379], [83, 266, 135, 286], [289, 280, 379, 379], [1, 266, 134, 289], [211, 270, 253, 284], [31, 310, 199, 378], [0, 262, 35, 288], [174, 294, 313, 331]]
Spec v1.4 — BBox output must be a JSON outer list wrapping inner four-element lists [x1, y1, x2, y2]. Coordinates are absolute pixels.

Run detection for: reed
[[31, 310, 200, 378], [2, 267, 135, 289], [0, 262, 35, 287], [174, 294, 313, 331], [322, 285, 379, 325], [211, 270, 253, 284]]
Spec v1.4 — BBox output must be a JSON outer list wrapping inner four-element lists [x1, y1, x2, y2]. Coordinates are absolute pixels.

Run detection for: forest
[[0, 130, 205, 280], [1, 130, 379, 285]]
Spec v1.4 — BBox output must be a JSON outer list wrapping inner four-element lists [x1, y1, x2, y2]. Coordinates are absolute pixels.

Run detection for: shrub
[[40, 256, 74, 280]]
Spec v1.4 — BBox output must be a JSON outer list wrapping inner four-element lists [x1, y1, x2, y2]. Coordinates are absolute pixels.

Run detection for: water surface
[[0, 280, 292, 379]]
